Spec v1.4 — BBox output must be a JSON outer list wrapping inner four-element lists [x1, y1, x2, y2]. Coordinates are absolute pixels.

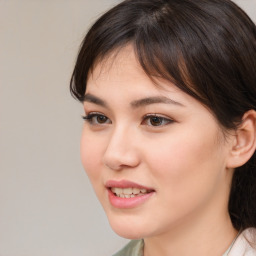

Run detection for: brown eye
[[83, 113, 111, 125], [96, 115, 108, 123], [149, 116, 164, 126], [142, 115, 174, 127]]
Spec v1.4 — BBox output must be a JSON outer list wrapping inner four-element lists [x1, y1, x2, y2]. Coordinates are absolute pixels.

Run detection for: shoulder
[[229, 228, 256, 256], [112, 240, 144, 256]]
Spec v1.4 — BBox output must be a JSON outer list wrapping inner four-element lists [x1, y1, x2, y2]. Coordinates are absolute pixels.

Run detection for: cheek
[[80, 129, 103, 182], [144, 127, 225, 208], [146, 128, 220, 173]]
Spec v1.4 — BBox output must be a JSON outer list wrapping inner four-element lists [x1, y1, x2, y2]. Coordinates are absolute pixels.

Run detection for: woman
[[70, 0, 256, 255]]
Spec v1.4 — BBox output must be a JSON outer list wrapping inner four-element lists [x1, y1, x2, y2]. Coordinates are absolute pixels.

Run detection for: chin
[[107, 214, 148, 240], [111, 225, 145, 240]]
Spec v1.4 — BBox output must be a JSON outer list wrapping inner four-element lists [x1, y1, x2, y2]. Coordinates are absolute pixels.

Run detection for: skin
[[81, 46, 238, 256]]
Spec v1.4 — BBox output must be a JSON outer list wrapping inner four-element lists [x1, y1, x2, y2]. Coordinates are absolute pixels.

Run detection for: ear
[[226, 110, 256, 169]]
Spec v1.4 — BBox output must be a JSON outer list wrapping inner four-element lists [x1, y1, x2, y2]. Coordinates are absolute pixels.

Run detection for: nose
[[102, 127, 140, 171]]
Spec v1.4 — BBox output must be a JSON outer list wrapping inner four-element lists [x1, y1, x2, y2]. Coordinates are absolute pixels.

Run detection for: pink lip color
[[106, 180, 155, 209], [106, 179, 153, 190]]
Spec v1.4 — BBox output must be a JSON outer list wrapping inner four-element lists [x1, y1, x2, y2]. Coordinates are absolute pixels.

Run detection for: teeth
[[115, 188, 122, 194], [123, 188, 132, 194], [132, 188, 140, 194], [111, 187, 151, 198], [140, 188, 147, 193]]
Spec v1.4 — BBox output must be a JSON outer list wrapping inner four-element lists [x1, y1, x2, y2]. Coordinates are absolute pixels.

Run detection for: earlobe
[[226, 110, 256, 169]]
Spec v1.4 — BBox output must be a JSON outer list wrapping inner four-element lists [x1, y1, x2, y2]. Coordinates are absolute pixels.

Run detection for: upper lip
[[105, 179, 154, 191]]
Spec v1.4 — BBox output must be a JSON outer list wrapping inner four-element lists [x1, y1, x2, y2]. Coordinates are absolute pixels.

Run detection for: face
[[81, 46, 233, 240]]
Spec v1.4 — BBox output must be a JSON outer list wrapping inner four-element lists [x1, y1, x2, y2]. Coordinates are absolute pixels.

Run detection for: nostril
[[104, 161, 123, 171]]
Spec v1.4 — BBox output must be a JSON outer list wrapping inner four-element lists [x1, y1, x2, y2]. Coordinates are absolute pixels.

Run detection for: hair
[[70, 0, 256, 231]]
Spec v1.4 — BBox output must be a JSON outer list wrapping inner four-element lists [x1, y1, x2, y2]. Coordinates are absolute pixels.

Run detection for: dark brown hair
[[70, 0, 256, 231]]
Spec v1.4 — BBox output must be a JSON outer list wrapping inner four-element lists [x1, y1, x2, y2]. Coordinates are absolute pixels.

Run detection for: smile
[[111, 187, 151, 198], [106, 180, 155, 209]]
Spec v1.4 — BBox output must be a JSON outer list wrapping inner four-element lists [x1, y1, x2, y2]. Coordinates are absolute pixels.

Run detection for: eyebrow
[[130, 96, 184, 108], [82, 93, 109, 108], [82, 93, 184, 108]]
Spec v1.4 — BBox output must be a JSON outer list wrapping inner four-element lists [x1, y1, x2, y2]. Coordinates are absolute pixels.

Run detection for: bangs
[[132, 24, 207, 105], [70, 2, 207, 105]]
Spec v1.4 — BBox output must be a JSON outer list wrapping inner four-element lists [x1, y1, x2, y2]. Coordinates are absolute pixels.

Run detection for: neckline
[[222, 229, 242, 256]]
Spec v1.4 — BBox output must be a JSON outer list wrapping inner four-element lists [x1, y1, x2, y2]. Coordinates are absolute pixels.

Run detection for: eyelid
[[82, 111, 106, 118], [82, 111, 100, 118]]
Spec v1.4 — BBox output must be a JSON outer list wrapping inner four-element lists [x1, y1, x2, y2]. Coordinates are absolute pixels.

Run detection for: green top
[[113, 240, 144, 256]]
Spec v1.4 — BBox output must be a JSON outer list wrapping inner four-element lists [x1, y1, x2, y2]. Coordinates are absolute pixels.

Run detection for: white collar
[[226, 228, 256, 256]]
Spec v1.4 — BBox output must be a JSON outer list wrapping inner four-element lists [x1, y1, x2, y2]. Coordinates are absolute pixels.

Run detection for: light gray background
[[0, 1, 255, 256]]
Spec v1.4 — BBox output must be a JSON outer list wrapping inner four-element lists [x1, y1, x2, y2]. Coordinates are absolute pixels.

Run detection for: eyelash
[[82, 113, 174, 127], [82, 113, 111, 125]]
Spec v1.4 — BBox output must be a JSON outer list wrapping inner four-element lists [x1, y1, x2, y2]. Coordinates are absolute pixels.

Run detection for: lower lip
[[107, 189, 155, 209]]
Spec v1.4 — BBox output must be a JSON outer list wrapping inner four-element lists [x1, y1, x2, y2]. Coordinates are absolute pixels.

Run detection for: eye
[[82, 113, 111, 125], [142, 114, 174, 127]]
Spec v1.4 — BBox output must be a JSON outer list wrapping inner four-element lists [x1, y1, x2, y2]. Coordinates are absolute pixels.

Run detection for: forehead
[[87, 45, 180, 96], [88, 46, 143, 82]]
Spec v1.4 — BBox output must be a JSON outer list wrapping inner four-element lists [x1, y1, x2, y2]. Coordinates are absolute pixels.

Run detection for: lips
[[106, 180, 155, 208]]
